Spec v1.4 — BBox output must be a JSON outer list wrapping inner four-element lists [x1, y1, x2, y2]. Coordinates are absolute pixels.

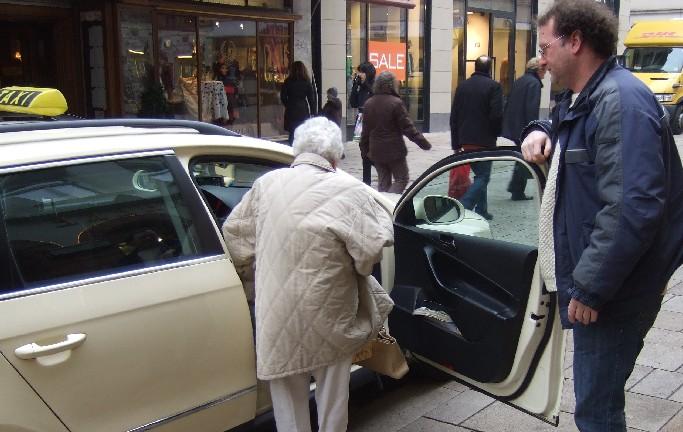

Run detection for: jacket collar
[[572, 56, 617, 109], [291, 152, 336, 172], [557, 56, 617, 121]]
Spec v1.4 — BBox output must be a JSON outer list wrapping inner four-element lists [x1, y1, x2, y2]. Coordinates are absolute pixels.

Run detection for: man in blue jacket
[[521, 1, 683, 431]]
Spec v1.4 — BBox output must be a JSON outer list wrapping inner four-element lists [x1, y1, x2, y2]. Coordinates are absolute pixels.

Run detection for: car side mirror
[[422, 195, 464, 224], [616, 54, 625, 68]]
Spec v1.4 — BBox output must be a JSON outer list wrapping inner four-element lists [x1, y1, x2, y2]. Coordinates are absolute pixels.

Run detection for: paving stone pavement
[[340, 133, 683, 432]]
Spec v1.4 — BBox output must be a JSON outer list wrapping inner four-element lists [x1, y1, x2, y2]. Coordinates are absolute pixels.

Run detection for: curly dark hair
[[538, 0, 618, 59]]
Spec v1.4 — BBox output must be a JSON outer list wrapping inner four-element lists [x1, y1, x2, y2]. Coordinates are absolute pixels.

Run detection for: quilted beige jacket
[[222, 153, 395, 380]]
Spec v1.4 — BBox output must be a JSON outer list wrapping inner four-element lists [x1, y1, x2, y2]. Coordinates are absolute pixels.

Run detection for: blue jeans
[[460, 161, 492, 215], [572, 300, 662, 432]]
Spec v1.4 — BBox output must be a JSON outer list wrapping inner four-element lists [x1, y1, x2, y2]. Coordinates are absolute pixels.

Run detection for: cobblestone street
[[337, 132, 683, 432]]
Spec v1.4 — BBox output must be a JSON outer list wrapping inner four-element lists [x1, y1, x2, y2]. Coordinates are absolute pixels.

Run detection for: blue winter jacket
[[524, 57, 683, 327]]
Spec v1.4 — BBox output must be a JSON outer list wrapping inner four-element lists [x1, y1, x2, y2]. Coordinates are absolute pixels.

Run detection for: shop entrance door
[[465, 10, 514, 97]]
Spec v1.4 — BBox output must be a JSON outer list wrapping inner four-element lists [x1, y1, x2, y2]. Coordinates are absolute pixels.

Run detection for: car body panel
[[0, 354, 69, 432], [0, 257, 256, 431]]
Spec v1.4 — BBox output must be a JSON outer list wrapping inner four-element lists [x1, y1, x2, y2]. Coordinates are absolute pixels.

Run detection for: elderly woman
[[222, 117, 394, 432], [360, 71, 431, 193]]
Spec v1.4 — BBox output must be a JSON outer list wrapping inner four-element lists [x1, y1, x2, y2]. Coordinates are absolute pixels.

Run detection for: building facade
[[1, 0, 558, 138]]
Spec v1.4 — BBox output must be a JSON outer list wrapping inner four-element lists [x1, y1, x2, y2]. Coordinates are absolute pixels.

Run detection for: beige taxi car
[[0, 88, 565, 431]]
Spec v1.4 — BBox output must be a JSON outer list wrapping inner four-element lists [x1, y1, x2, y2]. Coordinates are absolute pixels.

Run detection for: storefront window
[[346, 1, 425, 127], [346, 1, 367, 126], [192, 0, 288, 7], [467, 0, 513, 13], [199, 18, 258, 135], [451, 1, 465, 94], [515, 0, 532, 79], [465, 12, 489, 77], [493, 16, 512, 96], [258, 22, 289, 138], [119, 7, 154, 117], [158, 15, 198, 120], [406, 0, 425, 121]]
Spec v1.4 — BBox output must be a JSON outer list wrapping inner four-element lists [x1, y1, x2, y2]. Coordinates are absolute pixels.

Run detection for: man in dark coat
[[502, 57, 546, 200], [449, 56, 503, 220], [522, 1, 683, 430]]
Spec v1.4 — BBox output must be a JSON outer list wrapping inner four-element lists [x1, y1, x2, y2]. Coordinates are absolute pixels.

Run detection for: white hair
[[292, 117, 344, 163]]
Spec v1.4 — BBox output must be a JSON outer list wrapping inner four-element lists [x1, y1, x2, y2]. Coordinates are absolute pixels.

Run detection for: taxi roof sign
[[0, 87, 68, 117]]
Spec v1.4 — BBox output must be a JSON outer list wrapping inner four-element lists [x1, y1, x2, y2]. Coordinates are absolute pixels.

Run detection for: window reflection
[[119, 7, 154, 117], [158, 15, 198, 120]]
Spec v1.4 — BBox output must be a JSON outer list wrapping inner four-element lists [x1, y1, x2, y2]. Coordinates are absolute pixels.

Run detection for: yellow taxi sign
[[0, 86, 68, 117]]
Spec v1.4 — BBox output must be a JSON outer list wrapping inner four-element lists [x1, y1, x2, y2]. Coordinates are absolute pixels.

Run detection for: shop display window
[[515, 0, 533, 79], [119, 7, 154, 117], [199, 18, 258, 135], [346, 1, 367, 126], [346, 1, 425, 125], [452, 1, 465, 93], [158, 15, 198, 120], [258, 22, 290, 138]]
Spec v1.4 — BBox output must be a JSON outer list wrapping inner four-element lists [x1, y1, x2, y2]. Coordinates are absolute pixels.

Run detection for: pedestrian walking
[[320, 87, 342, 126], [280, 61, 317, 145], [502, 57, 546, 201], [222, 117, 395, 432], [360, 71, 431, 193], [449, 55, 503, 220], [521, 1, 683, 431], [349, 62, 376, 185]]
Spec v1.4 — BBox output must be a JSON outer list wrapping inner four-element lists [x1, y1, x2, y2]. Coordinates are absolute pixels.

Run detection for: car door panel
[[0, 354, 69, 431], [390, 224, 535, 382], [0, 258, 256, 432], [391, 151, 564, 424]]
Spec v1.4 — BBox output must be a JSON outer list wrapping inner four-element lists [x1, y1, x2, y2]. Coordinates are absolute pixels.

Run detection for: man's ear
[[569, 30, 583, 55]]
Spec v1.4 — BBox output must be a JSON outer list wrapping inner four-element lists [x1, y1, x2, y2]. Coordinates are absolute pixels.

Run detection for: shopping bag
[[448, 164, 472, 199], [352, 113, 363, 142], [355, 327, 409, 379]]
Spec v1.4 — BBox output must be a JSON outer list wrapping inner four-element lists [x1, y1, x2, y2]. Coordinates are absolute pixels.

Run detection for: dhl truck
[[623, 20, 683, 134]]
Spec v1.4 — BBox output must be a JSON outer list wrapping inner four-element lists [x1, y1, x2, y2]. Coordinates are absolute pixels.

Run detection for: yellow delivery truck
[[623, 20, 683, 134]]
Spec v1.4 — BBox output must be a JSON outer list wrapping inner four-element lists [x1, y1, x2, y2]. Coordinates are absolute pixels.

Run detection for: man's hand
[[568, 298, 599, 325], [521, 130, 553, 164]]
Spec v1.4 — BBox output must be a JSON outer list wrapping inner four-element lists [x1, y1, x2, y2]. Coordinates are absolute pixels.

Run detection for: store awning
[[356, 0, 416, 9]]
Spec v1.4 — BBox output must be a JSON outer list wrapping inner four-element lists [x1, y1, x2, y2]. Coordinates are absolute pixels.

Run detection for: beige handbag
[[354, 327, 409, 379]]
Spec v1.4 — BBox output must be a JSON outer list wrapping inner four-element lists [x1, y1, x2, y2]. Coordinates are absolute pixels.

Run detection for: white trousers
[[269, 355, 353, 432]]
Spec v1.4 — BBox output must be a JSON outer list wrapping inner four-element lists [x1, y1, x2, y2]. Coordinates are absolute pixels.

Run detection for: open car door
[[389, 150, 565, 425]]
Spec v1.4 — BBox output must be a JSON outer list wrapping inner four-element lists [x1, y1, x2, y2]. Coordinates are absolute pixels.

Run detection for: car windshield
[[623, 47, 683, 73]]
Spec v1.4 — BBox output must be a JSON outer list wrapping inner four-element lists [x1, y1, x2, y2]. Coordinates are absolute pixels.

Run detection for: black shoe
[[511, 193, 533, 201], [478, 211, 494, 220]]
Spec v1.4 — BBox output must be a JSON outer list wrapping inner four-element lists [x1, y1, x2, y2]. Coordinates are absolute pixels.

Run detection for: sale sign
[[368, 41, 407, 81]]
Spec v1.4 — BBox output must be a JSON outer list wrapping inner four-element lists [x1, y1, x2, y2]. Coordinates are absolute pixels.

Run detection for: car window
[[190, 159, 283, 226], [401, 159, 539, 247], [0, 156, 214, 294]]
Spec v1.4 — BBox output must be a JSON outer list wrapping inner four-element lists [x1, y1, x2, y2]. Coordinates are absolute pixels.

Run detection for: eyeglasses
[[538, 34, 565, 57]]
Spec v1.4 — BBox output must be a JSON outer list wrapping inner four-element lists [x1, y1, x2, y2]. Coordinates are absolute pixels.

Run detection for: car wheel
[[672, 104, 683, 135]]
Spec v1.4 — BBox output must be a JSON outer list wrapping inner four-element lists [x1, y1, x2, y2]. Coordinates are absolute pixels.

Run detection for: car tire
[[672, 104, 683, 135]]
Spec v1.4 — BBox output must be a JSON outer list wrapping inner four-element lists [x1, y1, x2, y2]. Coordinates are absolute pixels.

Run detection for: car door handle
[[14, 333, 87, 360]]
